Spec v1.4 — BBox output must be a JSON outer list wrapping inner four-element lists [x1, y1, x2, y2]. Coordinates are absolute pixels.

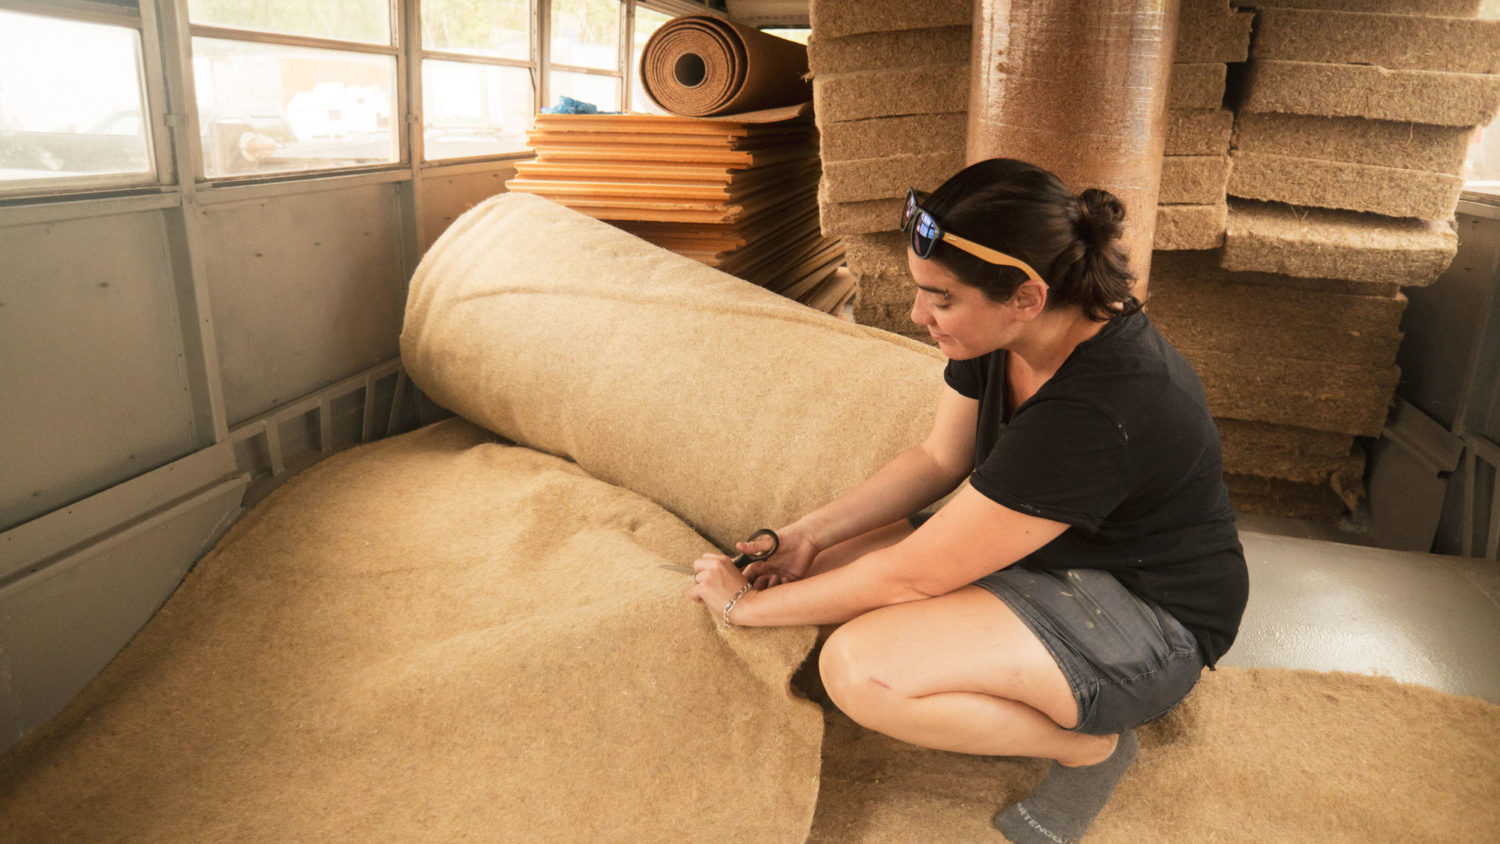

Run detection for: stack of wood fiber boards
[[1146, 0, 1500, 519], [1156, 0, 1252, 250], [506, 111, 852, 316], [808, 0, 973, 342]]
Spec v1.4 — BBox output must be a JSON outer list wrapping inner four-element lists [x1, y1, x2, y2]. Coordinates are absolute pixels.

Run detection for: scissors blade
[[657, 564, 695, 575]]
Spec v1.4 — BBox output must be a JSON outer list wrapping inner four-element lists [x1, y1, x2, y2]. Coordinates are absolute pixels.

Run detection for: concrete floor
[[1225, 514, 1500, 704]]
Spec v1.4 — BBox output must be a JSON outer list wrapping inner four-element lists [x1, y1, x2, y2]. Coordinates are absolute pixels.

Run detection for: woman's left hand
[[687, 553, 752, 622]]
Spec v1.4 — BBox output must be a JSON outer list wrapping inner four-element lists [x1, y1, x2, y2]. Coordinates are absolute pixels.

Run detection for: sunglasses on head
[[900, 188, 1046, 285]]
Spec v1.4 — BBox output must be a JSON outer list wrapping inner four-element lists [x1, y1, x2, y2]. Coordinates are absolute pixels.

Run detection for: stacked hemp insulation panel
[[1149, 0, 1500, 519], [808, 0, 974, 343], [1156, 0, 1251, 250]]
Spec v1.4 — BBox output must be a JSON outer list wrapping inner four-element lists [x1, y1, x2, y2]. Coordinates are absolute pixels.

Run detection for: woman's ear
[[1011, 278, 1049, 318]]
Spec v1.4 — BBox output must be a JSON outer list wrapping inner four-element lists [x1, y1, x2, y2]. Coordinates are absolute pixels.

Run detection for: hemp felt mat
[[804, 665, 1500, 842], [400, 191, 944, 551], [0, 421, 822, 842]]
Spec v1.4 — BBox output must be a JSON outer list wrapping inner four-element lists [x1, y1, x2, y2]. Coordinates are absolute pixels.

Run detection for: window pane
[[630, 7, 672, 114], [1466, 115, 1500, 197], [551, 0, 621, 71], [423, 61, 534, 159], [193, 38, 398, 178], [187, 0, 391, 46], [0, 10, 153, 188], [761, 28, 811, 45], [422, 0, 530, 61], [550, 71, 620, 112]]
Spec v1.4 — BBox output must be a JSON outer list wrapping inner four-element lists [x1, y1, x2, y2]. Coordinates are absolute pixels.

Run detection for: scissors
[[660, 528, 779, 576]]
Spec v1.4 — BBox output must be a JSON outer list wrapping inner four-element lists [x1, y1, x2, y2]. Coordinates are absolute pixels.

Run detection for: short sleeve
[[969, 398, 1133, 531], [943, 356, 984, 400]]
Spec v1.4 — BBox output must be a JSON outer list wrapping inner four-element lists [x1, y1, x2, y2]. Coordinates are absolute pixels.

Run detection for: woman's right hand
[[740, 526, 819, 590]]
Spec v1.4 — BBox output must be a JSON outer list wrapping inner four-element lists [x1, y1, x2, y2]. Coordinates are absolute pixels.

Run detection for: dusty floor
[[1226, 514, 1500, 704]]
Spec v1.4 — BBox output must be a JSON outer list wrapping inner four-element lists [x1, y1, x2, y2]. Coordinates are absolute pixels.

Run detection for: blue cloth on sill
[[540, 96, 622, 115]]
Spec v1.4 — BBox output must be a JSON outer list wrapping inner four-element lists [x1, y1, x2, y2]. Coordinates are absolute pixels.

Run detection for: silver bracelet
[[723, 584, 754, 627]]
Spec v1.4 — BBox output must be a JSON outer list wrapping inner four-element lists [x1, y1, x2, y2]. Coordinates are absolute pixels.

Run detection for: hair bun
[[1076, 188, 1126, 247]]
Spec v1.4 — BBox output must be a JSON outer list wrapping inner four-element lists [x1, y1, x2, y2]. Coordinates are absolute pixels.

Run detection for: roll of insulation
[[639, 15, 811, 117], [967, 0, 1179, 293]]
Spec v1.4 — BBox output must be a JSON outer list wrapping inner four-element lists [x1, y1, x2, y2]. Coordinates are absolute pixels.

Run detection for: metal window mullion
[[394, 0, 412, 167], [188, 23, 400, 57], [621, 0, 633, 110], [156, 0, 205, 186], [404, 0, 423, 168], [135, 0, 173, 188], [537, 0, 550, 116]]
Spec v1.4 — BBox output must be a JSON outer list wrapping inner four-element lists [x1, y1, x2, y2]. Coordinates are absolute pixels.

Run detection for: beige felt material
[[1217, 419, 1360, 485], [401, 192, 944, 550], [819, 113, 969, 162], [806, 26, 972, 75], [812, 65, 970, 126], [853, 306, 930, 345], [0, 420, 824, 841], [1184, 348, 1398, 436], [818, 195, 902, 238], [1222, 200, 1458, 286], [806, 667, 1500, 842], [1166, 108, 1234, 155], [1168, 62, 1228, 110], [809, 0, 973, 40], [1153, 203, 1227, 251], [1253, 8, 1500, 74], [1159, 155, 1232, 205], [1227, 151, 1464, 221], [1176, 2, 1253, 63], [821, 151, 967, 203], [1242, 59, 1500, 127], [1146, 257, 1406, 367], [1231, 0, 1481, 13], [1231, 112, 1475, 174]]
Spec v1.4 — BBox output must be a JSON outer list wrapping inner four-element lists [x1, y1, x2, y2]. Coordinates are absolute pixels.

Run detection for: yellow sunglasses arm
[[940, 231, 1047, 286]]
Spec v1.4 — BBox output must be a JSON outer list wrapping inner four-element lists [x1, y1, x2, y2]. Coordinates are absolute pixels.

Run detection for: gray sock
[[994, 730, 1139, 844]]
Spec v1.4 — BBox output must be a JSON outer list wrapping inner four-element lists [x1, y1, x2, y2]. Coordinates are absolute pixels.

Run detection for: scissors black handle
[[729, 528, 779, 569]]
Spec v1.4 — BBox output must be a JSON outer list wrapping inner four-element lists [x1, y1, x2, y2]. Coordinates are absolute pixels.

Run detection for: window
[[1465, 113, 1500, 199], [0, 8, 155, 191], [630, 7, 673, 114], [420, 0, 535, 160], [761, 27, 810, 45], [549, 0, 624, 112], [186, 0, 401, 178]]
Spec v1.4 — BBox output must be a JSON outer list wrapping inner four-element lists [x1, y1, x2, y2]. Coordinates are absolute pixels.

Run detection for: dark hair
[[918, 158, 1137, 321]]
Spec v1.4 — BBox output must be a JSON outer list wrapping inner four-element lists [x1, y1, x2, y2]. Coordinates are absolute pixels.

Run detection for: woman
[[687, 159, 1249, 844]]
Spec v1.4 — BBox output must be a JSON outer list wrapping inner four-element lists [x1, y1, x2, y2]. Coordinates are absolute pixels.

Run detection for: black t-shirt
[[943, 309, 1248, 666]]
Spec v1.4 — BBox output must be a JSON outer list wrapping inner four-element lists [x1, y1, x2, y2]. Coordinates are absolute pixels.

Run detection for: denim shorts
[[972, 566, 1204, 736]]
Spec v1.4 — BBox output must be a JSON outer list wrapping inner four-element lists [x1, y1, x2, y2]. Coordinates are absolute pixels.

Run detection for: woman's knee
[[818, 622, 897, 719]]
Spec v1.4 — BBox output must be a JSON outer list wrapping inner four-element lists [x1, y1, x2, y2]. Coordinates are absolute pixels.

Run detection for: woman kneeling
[[688, 158, 1249, 844]]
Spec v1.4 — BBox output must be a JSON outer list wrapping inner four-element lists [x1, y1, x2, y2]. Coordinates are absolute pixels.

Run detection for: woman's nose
[[910, 295, 932, 326]]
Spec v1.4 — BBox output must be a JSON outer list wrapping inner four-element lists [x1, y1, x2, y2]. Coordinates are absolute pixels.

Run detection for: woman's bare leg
[[817, 585, 1116, 766]]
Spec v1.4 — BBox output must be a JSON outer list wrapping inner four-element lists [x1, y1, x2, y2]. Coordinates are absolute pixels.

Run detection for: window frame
[[0, 0, 174, 200], [1, 0, 717, 201], [180, 10, 409, 183]]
